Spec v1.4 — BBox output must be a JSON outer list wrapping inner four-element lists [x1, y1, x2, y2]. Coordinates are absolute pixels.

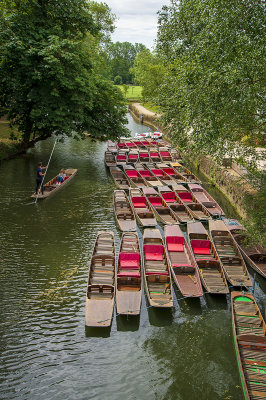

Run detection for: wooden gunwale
[[231, 291, 266, 400], [223, 219, 266, 279], [176, 190, 212, 221], [164, 225, 203, 297], [188, 183, 225, 217], [147, 166, 177, 186], [209, 220, 252, 287], [123, 166, 149, 189], [85, 231, 116, 327], [128, 188, 157, 227], [170, 162, 201, 184], [135, 166, 164, 188], [104, 151, 117, 167], [109, 166, 131, 190], [158, 186, 195, 223], [187, 222, 229, 294], [142, 228, 173, 308], [31, 168, 77, 199], [113, 190, 137, 232], [115, 232, 143, 315], [143, 187, 179, 225]]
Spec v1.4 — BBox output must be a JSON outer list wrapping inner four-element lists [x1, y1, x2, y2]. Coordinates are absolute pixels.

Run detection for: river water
[[0, 113, 265, 400]]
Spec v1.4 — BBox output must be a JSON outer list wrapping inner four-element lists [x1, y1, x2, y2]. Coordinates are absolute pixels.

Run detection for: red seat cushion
[[139, 153, 149, 158], [161, 152, 170, 156], [126, 143, 134, 147], [144, 244, 164, 260], [132, 196, 146, 208], [149, 197, 162, 206], [139, 170, 151, 177], [151, 169, 163, 176], [117, 271, 141, 278], [119, 252, 140, 269], [190, 239, 211, 255], [166, 236, 185, 252], [150, 153, 159, 157], [117, 143, 126, 148], [126, 170, 138, 177], [128, 154, 138, 159], [162, 192, 176, 202], [179, 192, 192, 202], [162, 168, 174, 175], [117, 155, 126, 160]]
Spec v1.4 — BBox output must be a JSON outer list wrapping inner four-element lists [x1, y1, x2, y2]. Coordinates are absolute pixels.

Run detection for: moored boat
[[31, 168, 77, 199], [104, 151, 116, 167], [137, 167, 164, 188], [165, 225, 203, 297], [187, 222, 229, 294], [143, 228, 173, 307], [124, 166, 149, 188], [116, 232, 142, 315], [159, 147, 173, 162], [85, 231, 116, 327], [170, 162, 201, 183], [209, 220, 252, 287], [116, 151, 127, 166], [127, 150, 139, 164], [143, 187, 179, 224], [231, 291, 266, 400], [113, 190, 136, 232], [109, 166, 131, 190], [188, 183, 225, 217], [176, 188, 212, 221], [149, 167, 175, 186], [149, 151, 161, 162], [223, 219, 266, 279], [158, 186, 195, 223], [129, 188, 157, 227]]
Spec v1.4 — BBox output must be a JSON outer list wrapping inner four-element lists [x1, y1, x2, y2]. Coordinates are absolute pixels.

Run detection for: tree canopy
[[154, 0, 265, 166], [0, 0, 128, 146]]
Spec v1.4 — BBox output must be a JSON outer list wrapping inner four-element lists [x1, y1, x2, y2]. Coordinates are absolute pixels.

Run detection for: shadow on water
[[175, 293, 203, 316], [85, 325, 111, 338], [116, 314, 140, 332], [147, 304, 174, 327], [203, 293, 229, 310]]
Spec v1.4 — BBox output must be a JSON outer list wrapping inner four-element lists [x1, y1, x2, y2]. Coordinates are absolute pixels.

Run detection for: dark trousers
[[36, 179, 44, 195]]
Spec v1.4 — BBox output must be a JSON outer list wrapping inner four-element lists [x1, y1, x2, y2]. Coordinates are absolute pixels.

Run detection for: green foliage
[[114, 75, 122, 85], [106, 41, 148, 84], [116, 85, 143, 101], [122, 84, 129, 96], [156, 0, 265, 168], [0, 0, 128, 145], [131, 49, 166, 102]]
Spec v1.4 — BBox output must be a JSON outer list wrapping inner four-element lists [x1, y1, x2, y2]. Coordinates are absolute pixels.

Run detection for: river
[[0, 113, 265, 400]]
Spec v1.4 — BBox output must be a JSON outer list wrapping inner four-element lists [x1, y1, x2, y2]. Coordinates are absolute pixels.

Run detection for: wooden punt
[[170, 148, 182, 162], [85, 231, 115, 327], [188, 183, 225, 217], [187, 221, 229, 294], [109, 166, 131, 190], [159, 147, 173, 162], [116, 151, 127, 166], [107, 140, 117, 153], [117, 142, 128, 150], [143, 228, 173, 307], [158, 165, 188, 184], [124, 166, 149, 189], [116, 232, 142, 315], [104, 151, 116, 167], [113, 190, 136, 232], [170, 162, 201, 183], [127, 150, 139, 164], [231, 291, 266, 400], [124, 141, 138, 149], [31, 168, 77, 199], [209, 220, 252, 287], [176, 187, 211, 221], [136, 167, 164, 188], [139, 151, 150, 163], [165, 225, 203, 297], [149, 167, 176, 186], [129, 188, 157, 227], [158, 186, 195, 223], [143, 187, 179, 225], [150, 150, 161, 162], [223, 219, 266, 279]]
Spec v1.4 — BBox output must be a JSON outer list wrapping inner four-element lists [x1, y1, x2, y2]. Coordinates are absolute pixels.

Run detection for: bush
[[114, 76, 122, 85]]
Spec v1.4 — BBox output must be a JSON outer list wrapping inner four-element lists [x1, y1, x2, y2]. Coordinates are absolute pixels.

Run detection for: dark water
[[0, 113, 265, 400]]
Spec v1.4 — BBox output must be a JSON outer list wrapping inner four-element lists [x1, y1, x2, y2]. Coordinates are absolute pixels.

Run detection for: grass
[[0, 118, 21, 160], [115, 85, 143, 101], [141, 102, 161, 114]]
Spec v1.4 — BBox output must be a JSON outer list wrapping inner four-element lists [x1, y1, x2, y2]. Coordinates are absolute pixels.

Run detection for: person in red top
[[36, 162, 47, 195]]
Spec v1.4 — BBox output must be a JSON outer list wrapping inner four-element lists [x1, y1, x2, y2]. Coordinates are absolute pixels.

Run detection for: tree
[[114, 76, 122, 85], [0, 0, 128, 146], [107, 41, 148, 84], [156, 0, 265, 167]]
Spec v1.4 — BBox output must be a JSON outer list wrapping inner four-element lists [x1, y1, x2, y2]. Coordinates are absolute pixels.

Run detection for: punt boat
[[159, 147, 173, 162], [129, 188, 157, 227], [188, 183, 225, 217], [223, 219, 266, 279], [127, 150, 139, 164], [165, 225, 203, 297], [187, 222, 229, 294], [116, 232, 142, 315], [113, 190, 136, 232], [143, 187, 179, 224], [104, 151, 116, 167], [148, 167, 175, 186], [31, 168, 77, 199], [175, 187, 212, 221], [231, 291, 266, 400], [85, 231, 116, 327], [143, 228, 173, 307], [170, 162, 201, 183], [209, 220, 252, 287], [136, 167, 164, 188], [109, 166, 131, 190], [158, 186, 195, 223], [124, 166, 149, 189]]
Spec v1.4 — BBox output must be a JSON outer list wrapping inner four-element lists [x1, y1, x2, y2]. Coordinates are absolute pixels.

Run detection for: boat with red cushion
[[148, 167, 175, 186], [116, 151, 127, 166], [143, 228, 173, 307], [124, 166, 149, 188], [127, 150, 139, 164], [170, 162, 201, 183], [143, 187, 179, 224], [85, 231, 115, 327], [187, 222, 229, 294], [107, 140, 117, 153], [156, 164, 188, 184], [150, 150, 161, 162], [188, 184, 225, 217], [116, 232, 143, 315], [176, 188, 212, 221], [223, 218, 266, 279], [129, 188, 157, 227], [158, 186, 195, 223], [139, 151, 150, 163], [159, 147, 173, 162], [136, 168, 164, 188], [164, 225, 203, 297]]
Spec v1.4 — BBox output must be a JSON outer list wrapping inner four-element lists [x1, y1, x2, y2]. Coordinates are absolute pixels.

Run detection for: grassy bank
[[0, 119, 21, 161], [116, 85, 142, 101]]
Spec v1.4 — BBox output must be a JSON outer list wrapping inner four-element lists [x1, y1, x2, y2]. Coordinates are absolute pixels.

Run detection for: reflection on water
[[0, 113, 264, 400]]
